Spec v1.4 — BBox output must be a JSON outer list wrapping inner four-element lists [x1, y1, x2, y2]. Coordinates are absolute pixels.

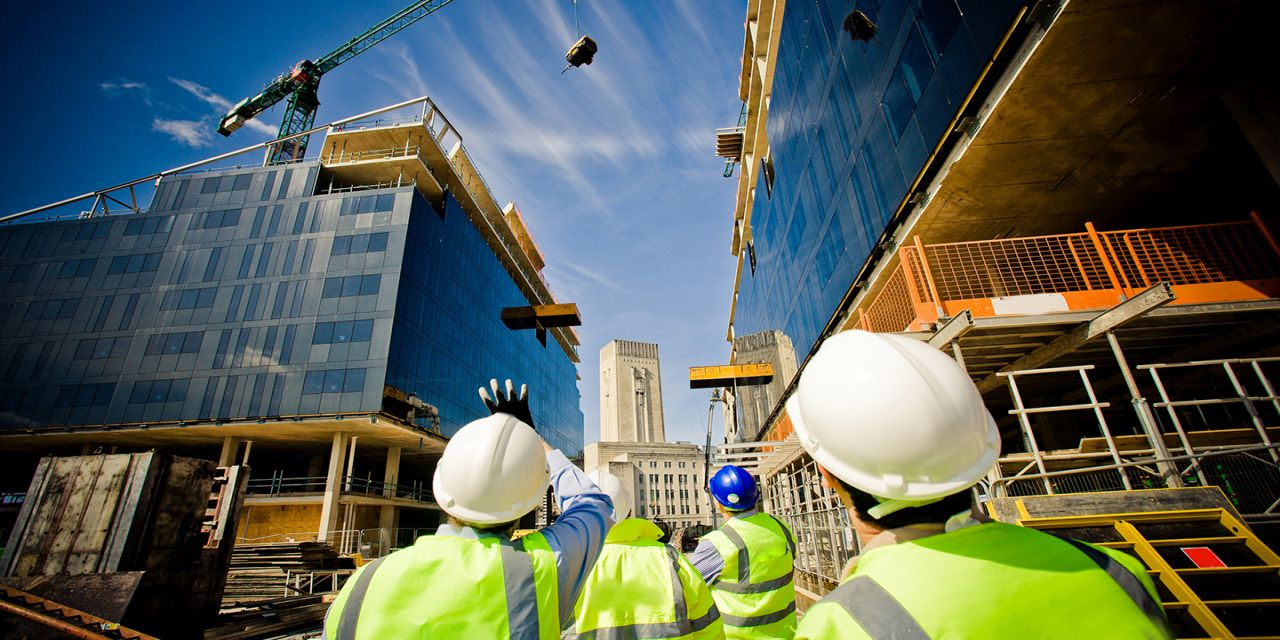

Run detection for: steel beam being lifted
[[689, 363, 775, 389]]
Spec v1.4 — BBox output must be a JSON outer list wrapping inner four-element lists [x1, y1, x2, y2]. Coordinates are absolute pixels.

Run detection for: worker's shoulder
[[795, 589, 874, 640]]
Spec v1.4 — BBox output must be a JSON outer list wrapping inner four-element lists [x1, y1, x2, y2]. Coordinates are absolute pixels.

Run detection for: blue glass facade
[[734, 0, 1023, 358], [0, 163, 583, 456]]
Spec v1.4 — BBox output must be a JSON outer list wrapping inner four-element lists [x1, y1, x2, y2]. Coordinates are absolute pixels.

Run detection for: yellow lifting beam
[[688, 363, 775, 389]]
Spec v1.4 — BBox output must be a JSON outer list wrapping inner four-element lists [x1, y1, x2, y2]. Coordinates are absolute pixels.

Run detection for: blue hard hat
[[709, 465, 758, 510]]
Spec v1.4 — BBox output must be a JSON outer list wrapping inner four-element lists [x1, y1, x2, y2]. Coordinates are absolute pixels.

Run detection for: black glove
[[478, 378, 535, 428]]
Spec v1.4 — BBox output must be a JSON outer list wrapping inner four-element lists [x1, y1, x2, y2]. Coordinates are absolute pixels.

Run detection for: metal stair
[[1019, 508, 1280, 639]]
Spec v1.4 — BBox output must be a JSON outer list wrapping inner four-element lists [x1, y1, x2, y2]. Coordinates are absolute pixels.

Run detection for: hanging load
[[565, 35, 598, 68]]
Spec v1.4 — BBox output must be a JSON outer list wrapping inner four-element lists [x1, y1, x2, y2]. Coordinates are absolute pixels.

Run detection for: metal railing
[[991, 444, 1280, 519], [1141, 357, 1280, 473], [856, 215, 1280, 332], [244, 473, 433, 502], [323, 144, 423, 165]]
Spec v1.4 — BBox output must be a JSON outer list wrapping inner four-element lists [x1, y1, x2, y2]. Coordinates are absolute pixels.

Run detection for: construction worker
[[323, 379, 613, 639], [563, 470, 725, 639], [789, 330, 1174, 639], [687, 465, 796, 639]]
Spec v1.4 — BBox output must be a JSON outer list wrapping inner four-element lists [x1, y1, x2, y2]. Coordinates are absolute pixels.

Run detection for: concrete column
[[318, 432, 349, 543], [218, 437, 241, 467], [241, 440, 254, 466], [383, 447, 401, 498]]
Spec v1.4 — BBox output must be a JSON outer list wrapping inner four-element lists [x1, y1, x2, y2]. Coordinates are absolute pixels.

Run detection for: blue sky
[[1, 0, 745, 446]]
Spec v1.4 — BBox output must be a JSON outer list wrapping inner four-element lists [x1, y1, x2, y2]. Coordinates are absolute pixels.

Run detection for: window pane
[[359, 274, 380, 296], [323, 370, 344, 393], [130, 382, 150, 404], [303, 371, 324, 394], [332, 236, 351, 256], [376, 194, 395, 212], [368, 232, 388, 252], [341, 276, 361, 297], [232, 174, 252, 191], [313, 322, 334, 344], [201, 178, 219, 194], [352, 319, 374, 342], [343, 368, 365, 393], [322, 277, 343, 298], [351, 234, 369, 254], [333, 321, 353, 343], [169, 379, 188, 403]]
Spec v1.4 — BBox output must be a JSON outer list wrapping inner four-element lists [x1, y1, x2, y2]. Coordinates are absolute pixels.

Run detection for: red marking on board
[[1181, 546, 1227, 568]]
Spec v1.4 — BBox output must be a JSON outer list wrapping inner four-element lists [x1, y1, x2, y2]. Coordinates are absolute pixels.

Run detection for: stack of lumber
[[205, 594, 332, 639], [221, 543, 353, 608]]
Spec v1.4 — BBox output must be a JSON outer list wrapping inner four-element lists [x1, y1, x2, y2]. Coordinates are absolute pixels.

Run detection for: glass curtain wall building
[[0, 169, 581, 452], [733, 0, 1024, 370], [0, 101, 584, 545]]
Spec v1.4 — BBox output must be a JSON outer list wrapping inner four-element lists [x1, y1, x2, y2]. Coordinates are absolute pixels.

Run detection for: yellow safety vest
[[324, 530, 560, 639], [565, 518, 723, 639], [702, 512, 797, 639], [795, 522, 1173, 639]]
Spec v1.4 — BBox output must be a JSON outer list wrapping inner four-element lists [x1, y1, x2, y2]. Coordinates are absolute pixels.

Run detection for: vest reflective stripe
[[567, 518, 722, 640], [336, 557, 385, 640], [1057, 537, 1173, 638], [664, 545, 690, 629], [520, 532, 562, 640], [824, 577, 930, 640], [501, 542, 541, 640], [704, 513, 797, 639], [720, 601, 796, 628], [793, 522, 1171, 640], [326, 531, 560, 639]]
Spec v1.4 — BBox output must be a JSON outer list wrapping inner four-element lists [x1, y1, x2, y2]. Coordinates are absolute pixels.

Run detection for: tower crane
[[216, 0, 458, 165]]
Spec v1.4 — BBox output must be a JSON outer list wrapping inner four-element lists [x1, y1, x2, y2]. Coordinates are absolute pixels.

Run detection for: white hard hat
[[433, 413, 549, 525], [588, 470, 632, 520], [786, 330, 1000, 502]]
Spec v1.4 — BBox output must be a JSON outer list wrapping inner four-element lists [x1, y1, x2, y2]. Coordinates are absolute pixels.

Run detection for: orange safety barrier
[[854, 214, 1280, 333]]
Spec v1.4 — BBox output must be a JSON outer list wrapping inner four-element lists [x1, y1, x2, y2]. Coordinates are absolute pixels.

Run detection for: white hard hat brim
[[785, 332, 1002, 502]]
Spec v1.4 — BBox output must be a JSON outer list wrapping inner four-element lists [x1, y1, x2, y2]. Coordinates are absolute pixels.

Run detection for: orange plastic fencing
[[1100, 222, 1280, 289], [859, 267, 917, 333], [857, 217, 1280, 333]]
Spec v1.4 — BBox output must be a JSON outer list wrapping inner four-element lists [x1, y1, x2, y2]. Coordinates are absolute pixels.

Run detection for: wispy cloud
[[152, 117, 213, 147], [101, 79, 149, 97], [169, 76, 278, 136], [371, 42, 430, 99]]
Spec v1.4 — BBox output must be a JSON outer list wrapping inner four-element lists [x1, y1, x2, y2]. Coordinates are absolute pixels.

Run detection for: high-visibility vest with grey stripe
[[564, 517, 722, 640], [324, 530, 560, 639], [702, 512, 797, 639], [794, 522, 1173, 640]]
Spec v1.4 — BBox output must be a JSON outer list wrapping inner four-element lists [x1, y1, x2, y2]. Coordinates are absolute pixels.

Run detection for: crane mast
[[217, 0, 457, 165]]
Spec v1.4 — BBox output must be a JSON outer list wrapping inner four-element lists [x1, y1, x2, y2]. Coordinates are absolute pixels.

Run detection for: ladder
[[0, 584, 158, 640], [1018, 508, 1280, 639]]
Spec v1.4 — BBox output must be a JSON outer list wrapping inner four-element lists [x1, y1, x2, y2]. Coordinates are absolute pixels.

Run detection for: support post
[[241, 440, 254, 466], [345, 435, 359, 491], [1105, 332, 1183, 487], [319, 432, 348, 543], [218, 437, 241, 468], [383, 447, 401, 498]]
